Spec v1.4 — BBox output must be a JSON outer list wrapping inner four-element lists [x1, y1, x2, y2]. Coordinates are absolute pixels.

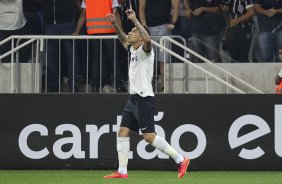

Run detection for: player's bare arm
[[107, 13, 129, 49], [126, 9, 152, 51]]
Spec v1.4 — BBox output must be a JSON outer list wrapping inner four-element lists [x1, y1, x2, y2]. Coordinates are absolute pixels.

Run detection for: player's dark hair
[[280, 45, 282, 49]]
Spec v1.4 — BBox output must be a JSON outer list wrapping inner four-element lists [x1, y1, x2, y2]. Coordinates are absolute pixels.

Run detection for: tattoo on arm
[[112, 22, 127, 43], [132, 19, 150, 39]]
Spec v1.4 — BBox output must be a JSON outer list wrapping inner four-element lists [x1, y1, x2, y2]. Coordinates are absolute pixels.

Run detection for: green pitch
[[0, 170, 282, 184]]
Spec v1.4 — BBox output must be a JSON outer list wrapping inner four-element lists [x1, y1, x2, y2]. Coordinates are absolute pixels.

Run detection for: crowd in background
[[0, 0, 282, 93]]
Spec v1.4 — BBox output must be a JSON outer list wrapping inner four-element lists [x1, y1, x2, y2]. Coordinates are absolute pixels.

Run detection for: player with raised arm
[[103, 9, 190, 179]]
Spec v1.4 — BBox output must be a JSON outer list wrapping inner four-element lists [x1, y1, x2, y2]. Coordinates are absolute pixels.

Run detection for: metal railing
[[1, 35, 122, 93], [160, 36, 264, 94], [0, 37, 40, 93], [0, 35, 264, 94]]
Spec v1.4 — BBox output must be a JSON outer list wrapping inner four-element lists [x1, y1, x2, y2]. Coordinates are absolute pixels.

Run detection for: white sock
[[117, 136, 130, 174], [151, 135, 184, 164]]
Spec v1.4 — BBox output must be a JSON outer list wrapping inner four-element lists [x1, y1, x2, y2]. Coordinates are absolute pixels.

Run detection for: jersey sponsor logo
[[130, 55, 138, 63]]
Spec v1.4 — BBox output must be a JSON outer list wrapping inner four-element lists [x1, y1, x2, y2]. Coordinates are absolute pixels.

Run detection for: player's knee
[[118, 127, 130, 137], [142, 133, 155, 144]]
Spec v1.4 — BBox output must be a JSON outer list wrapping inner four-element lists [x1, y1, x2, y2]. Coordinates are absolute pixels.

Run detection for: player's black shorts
[[120, 94, 155, 133]]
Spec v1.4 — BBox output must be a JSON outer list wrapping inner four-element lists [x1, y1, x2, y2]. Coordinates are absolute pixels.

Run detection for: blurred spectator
[[254, 0, 282, 62], [221, 0, 255, 63], [186, 0, 222, 63], [74, 0, 125, 93], [0, 0, 29, 63], [23, 0, 43, 35], [23, 0, 43, 65], [171, 0, 192, 63], [275, 46, 282, 94], [40, 0, 78, 92], [139, 0, 179, 92], [73, 0, 89, 91]]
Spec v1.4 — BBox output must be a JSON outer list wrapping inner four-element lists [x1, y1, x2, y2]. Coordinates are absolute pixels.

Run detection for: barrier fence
[[0, 35, 265, 94], [0, 94, 281, 170], [0, 35, 187, 94]]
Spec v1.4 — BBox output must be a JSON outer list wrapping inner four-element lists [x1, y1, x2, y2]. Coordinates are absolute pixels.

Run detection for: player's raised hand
[[107, 13, 115, 23], [125, 9, 136, 20]]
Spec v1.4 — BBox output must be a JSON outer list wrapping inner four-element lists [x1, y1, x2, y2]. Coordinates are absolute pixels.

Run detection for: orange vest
[[276, 81, 282, 94], [85, 0, 115, 34]]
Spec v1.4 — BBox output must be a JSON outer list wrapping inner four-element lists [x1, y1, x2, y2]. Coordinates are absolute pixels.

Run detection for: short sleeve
[[112, 0, 119, 9], [81, 0, 86, 8], [245, 0, 254, 9]]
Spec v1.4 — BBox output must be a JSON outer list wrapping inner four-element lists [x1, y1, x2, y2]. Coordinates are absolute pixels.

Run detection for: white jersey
[[0, 0, 26, 30], [128, 45, 155, 97]]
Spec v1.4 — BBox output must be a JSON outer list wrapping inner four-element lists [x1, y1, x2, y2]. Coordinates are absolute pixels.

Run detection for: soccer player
[[104, 9, 190, 179]]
